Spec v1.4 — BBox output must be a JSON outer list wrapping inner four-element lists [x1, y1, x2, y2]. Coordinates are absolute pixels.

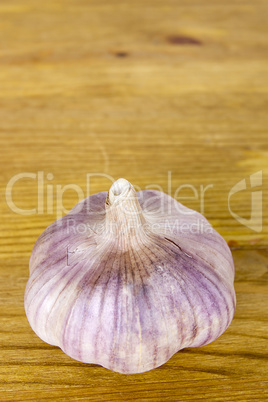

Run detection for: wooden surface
[[0, 0, 268, 400]]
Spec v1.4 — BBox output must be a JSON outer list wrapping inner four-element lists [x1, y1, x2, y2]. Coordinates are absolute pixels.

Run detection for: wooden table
[[0, 0, 267, 400]]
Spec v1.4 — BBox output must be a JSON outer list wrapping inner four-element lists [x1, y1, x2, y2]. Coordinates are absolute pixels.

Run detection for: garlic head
[[25, 178, 236, 374]]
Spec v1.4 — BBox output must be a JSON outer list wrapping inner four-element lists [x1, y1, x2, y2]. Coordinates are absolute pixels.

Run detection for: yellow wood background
[[0, 0, 268, 400]]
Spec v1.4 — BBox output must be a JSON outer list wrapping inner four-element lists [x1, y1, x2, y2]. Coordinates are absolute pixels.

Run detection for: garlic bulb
[[25, 178, 236, 374]]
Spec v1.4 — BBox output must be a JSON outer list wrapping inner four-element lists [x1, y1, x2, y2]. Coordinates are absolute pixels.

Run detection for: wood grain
[[0, 0, 267, 400]]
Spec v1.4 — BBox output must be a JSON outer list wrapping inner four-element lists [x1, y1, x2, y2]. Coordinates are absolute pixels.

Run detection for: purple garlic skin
[[25, 178, 236, 374]]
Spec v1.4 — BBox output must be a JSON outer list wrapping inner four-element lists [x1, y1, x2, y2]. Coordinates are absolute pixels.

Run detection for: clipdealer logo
[[5, 171, 263, 233], [228, 170, 262, 233]]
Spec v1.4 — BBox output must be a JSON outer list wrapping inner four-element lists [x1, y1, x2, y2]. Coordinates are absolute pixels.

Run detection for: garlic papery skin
[[25, 178, 236, 374]]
